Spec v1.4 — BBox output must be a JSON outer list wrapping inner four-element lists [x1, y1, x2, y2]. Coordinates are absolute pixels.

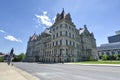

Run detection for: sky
[[0, 0, 120, 54]]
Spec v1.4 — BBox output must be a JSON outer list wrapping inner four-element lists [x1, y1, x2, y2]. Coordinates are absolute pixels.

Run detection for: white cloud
[[35, 11, 53, 27], [0, 29, 6, 33], [43, 11, 47, 15], [4, 35, 22, 43]]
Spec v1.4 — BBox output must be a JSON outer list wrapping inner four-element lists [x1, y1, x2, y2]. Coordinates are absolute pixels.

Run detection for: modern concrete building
[[108, 30, 120, 43], [25, 10, 98, 62], [98, 30, 120, 56]]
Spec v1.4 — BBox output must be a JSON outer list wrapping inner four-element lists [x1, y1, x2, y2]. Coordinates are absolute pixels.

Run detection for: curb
[[13, 66, 40, 80]]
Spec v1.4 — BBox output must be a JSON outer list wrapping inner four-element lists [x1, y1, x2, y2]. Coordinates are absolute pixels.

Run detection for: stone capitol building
[[25, 10, 98, 62]]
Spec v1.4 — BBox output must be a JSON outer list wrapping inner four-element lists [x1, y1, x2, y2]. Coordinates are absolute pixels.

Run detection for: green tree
[[89, 56, 95, 61], [116, 56, 120, 60], [12, 53, 25, 62], [99, 55, 102, 60], [0, 56, 4, 62], [101, 54, 109, 60], [113, 54, 120, 60]]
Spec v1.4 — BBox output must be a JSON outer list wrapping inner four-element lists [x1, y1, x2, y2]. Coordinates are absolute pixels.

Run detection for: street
[[14, 62, 120, 80]]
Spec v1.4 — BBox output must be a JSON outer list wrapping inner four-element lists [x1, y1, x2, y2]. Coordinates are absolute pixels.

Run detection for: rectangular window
[[118, 51, 120, 54], [66, 49, 68, 55], [53, 35, 55, 39], [69, 33, 71, 37], [60, 31, 62, 36], [72, 34, 74, 38], [56, 33, 58, 37], [66, 40, 68, 45], [56, 41, 58, 46], [73, 42, 75, 47], [65, 31, 67, 36], [60, 49, 62, 55], [65, 24, 67, 28], [50, 44, 51, 48], [70, 41, 71, 45], [69, 26, 71, 30], [106, 52, 109, 55], [60, 40, 62, 45], [53, 42, 54, 46], [112, 52, 115, 55]]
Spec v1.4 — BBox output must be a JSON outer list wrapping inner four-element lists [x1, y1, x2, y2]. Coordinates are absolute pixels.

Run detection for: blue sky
[[0, 0, 120, 54]]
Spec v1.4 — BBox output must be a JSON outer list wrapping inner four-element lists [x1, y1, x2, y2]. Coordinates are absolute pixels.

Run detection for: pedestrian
[[7, 55, 11, 65]]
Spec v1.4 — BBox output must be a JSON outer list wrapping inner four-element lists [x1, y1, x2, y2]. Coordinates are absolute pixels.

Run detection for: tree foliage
[[0, 56, 4, 62], [101, 54, 109, 60], [100, 54, 120, 61], [89, 56, 95, 61], [12, 53, 25, 62]]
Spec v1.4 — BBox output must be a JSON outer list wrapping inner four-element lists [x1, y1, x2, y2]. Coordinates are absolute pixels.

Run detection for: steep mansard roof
[[29, 10, 95, 41], [79, 25, 94, 38], [44, 28, 52, 35], [29, 33, 38, 41], [29, 28, 52, 41], [55, 9, 72, 23]]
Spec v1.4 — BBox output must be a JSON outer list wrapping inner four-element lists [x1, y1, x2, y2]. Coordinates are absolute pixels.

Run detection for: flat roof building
[[108, 30, 120, 43], [98, 30, 120, 56]]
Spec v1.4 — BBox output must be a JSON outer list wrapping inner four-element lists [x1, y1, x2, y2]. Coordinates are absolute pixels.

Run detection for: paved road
[[14, 62, 120, 80]]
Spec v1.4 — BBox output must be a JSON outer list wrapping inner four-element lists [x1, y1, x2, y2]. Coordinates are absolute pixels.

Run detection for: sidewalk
[[0, 63, 40, 80], [66, 63, 120, 67]]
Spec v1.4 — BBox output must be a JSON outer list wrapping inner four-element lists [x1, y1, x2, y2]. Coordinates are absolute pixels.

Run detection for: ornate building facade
[[25, 10, 98, 62]]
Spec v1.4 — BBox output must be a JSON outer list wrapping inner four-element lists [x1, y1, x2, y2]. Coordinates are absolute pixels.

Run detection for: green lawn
[[72, 61, 120, 64]]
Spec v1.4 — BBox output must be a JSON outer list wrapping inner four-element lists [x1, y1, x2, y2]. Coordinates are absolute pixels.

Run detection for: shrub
[[12, 53, 25, 62], [101, 54, 109, 60], [89, 56, 95, 61], [0, 56, 4, 62]]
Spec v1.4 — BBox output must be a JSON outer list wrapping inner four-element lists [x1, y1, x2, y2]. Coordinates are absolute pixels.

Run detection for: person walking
[[7, 48, 14, 66]]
